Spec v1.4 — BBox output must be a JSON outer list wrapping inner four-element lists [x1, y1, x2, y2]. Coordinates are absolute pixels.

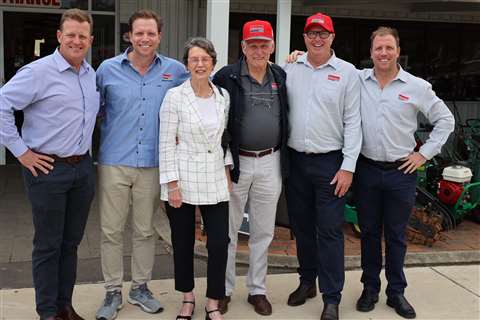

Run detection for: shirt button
[[142, 113, 144, 116], [139, 141, 141, 144], [140, 128, 143, 131], [143, 83, 146, 86], [208, 150, 212, 153], [142, 97, 146, 101]]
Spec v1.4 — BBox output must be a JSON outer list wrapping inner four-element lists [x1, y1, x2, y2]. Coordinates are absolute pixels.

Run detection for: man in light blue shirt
[[283, 13, 361, 320], [0, 9, 98, 320], [95, 9, 188, 320], [354, 27, 454, 320]]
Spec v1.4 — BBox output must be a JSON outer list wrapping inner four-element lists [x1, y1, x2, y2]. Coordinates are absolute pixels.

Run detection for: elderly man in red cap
[[213, 20, 289, 316], [283, 13, 361, 320]]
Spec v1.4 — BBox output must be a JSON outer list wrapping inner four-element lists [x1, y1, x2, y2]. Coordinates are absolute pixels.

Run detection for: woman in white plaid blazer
[[159, 38, 232, 320]]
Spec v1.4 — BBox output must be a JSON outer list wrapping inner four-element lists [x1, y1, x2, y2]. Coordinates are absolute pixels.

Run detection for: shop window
[[93, 0, 115, 12], [92, 14, 115, 69], [60, 0, 87, 10]]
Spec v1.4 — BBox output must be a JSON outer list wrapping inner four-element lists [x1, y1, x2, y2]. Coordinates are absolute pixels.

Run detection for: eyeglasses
[[188, 57, 213, 64], [305, 31, 331, 39]]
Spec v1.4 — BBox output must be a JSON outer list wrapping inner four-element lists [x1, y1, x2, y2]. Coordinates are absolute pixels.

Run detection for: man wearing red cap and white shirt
[[283, 13, 361, 320], [213, 20, 289, 316]]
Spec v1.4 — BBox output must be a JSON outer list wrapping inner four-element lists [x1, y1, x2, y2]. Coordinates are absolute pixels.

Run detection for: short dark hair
[[129, 9, 163, 33], [182, 37, 217, 66], [370, 26, 400, 48], [59, 8, 93, 34]]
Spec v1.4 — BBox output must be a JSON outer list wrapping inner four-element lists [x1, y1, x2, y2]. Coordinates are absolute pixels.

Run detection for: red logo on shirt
[[399, 94, 410, 101], [162, 73, 172, 80], [327, 74, 340, 81], [271, 82, 278, 90]]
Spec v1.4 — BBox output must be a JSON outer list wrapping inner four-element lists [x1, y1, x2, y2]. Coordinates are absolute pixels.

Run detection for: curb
[[153, 206, 480, 270]]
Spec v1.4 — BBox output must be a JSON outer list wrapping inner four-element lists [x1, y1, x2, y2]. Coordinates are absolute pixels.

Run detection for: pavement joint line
[[430, 266, 480, 298]]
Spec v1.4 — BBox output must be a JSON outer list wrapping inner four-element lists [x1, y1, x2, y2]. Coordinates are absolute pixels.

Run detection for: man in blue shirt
[[0, 9, 98, 320], [95, 9, 188, 320]]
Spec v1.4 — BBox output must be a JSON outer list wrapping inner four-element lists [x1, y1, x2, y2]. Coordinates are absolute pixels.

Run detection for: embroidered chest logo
[[327, 74, 340, 81], [162, 73, 173, 81], [399, 94, 410, 101], [271, 82, 279, 90]]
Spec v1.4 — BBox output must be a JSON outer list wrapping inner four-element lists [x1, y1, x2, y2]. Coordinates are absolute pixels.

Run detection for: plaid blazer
[[159, 79, 233, 205]]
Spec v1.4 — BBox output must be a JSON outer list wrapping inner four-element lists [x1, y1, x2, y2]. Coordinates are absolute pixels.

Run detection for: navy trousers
[[286, 148, 345, 305], [354, 158, 416, 297], [22, 155, 95, 318]]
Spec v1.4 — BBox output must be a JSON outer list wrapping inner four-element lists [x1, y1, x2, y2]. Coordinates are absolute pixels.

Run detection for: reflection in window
[[92, 15, 115, 69], [93, 0, 115, 12], [60, 0, 87, 9]]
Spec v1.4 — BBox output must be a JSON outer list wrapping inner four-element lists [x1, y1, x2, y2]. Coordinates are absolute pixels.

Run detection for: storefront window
[[92, 14, 115, 69], [60, 0, 88, 10], [92, 0, 115, 12]]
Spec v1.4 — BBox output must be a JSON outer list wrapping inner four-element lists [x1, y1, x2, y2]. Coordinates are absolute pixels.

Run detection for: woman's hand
[[225, 167, 233, 193], [167, 181, 183, 208]]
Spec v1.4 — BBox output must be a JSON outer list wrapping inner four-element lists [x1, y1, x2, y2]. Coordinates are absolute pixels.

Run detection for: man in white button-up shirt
[[283, 13, 361, 320], [354, 27, 454, 320]]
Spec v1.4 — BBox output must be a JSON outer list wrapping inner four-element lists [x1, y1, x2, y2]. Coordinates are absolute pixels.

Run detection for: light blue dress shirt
[[0, 49, 99, 157], [96, 49, 189, 167], [283, 52, 362, 172], [359, 67, 455, 162]]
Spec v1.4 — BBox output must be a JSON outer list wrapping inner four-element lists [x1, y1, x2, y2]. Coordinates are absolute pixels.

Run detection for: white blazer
[[159, 79, 233, 205]]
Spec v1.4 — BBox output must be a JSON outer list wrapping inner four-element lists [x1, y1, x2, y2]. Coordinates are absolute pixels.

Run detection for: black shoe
[[176, 301, 195, 320], [356, 288, 379, 312], [205, 307, 220, 320], [320, 303, 338, 320], [287, 282, 317, 306], [386, 295, 416, 319]]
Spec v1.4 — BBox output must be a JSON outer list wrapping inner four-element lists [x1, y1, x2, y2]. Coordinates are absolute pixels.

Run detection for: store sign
[[1, 0, 61, 8]]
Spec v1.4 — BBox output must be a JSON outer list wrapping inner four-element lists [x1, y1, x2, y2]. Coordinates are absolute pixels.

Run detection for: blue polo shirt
[[96, 48, 189, 167]]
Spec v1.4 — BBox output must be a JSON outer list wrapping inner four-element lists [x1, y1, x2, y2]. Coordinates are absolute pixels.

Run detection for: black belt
[[239, 146, 280, 158], [359, 154, 406, 170]]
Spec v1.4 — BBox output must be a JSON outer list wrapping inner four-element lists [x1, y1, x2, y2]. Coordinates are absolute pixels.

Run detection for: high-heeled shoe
[[205, 307, 221, 320], [176, 300, 195, 320]]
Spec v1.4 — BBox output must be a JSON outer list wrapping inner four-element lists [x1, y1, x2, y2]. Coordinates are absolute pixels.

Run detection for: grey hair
[[182, 37, 217, 66]]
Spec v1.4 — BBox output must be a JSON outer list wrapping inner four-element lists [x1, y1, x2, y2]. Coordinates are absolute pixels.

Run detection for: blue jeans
[[354, 158, 417, 297], [286, 148, 345, 305], [22, 155, 95, 318]]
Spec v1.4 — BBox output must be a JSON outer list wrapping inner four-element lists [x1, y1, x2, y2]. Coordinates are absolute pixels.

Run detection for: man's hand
[[330, 169, 353, 197], [398, 152, 427, 174], [18, 149, 54, 177], [286, 50, 305, 64]]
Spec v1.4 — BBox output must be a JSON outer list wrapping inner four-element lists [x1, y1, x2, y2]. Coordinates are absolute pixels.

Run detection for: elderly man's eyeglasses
[[188, 57, 213, 64], [305, 31, 331, 39]]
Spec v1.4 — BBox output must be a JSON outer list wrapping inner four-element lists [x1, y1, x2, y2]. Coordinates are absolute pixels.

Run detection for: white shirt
[[359, 67, 455, 162], [196, 94, 218, 142], [283, 51, 362, 172]]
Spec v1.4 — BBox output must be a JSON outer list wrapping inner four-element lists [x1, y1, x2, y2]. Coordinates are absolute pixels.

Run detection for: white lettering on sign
[[1, 0, 61, 8]]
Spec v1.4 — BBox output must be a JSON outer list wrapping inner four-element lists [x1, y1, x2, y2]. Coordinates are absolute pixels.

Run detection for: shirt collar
[[53, 48, 90, 73], [298, 50, 338, 70], [367, 64, 408, 83], [121, 47, 161, 66]]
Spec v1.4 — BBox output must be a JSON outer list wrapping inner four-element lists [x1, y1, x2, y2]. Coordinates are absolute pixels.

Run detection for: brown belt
[[41, 152, 87, 165], [239, 146, 280, 158]]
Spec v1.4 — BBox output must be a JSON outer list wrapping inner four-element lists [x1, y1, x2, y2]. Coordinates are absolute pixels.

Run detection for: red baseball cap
[[243, 20, 274, 41], [304, 13, 334, 33]]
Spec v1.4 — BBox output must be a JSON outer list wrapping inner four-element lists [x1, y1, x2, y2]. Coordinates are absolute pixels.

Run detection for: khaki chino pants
[[98, 165, 160, 291]]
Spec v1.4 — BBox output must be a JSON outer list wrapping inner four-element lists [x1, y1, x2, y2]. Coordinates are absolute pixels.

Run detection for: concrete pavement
[[1, 264, 479, 319]]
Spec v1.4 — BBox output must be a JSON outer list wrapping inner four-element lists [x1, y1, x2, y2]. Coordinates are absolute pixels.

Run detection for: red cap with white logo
[[304, 13, 334, 33], [243, 20, 274, 41]]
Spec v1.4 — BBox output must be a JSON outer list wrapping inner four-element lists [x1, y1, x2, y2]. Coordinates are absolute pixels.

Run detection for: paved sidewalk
[[1, 265, 479, 319]]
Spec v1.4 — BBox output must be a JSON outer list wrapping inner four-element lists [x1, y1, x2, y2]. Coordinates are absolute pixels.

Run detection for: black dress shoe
[[356, 288, 379, 312], [320, 303, 338, 320], [387, 295, 416, 319], [287, 282, 317, 306], [57, 305, 85, 320]]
